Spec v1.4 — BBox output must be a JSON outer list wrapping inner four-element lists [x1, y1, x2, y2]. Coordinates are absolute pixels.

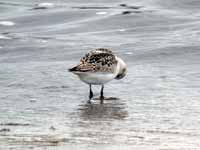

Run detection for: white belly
[[76, 72, 116, 85]]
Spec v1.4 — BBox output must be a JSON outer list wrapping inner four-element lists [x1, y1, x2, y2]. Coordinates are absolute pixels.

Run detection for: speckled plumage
[[71, 48, 118, 73], [69, 48, 127, 103]]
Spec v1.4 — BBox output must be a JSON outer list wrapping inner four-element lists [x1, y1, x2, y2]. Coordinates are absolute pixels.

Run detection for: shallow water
[[0, 0, 200, 149]]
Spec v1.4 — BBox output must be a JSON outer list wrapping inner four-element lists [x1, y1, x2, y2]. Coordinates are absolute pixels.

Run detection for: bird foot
[[100, 96, 104, 104], [87, 100, 92, 104], [100, 96, 104, 100]]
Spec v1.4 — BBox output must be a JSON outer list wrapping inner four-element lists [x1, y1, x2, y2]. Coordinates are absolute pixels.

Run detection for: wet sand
[[0, 0, 200, 149]]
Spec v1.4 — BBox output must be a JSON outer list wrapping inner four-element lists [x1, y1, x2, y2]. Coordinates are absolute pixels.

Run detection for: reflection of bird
[[69, 48, 127, 103], [78, 102, 128, 120]]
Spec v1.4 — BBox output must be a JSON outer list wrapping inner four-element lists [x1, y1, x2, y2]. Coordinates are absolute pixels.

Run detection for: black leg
[[88, 84, 93, 103], [100, 85, 104, 104]]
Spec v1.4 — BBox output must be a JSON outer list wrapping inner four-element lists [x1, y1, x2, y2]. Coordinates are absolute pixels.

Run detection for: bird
[[69, 48, 127, 104]]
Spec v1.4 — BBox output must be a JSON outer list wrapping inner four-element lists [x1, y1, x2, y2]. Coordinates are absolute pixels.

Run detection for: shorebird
[[69, 48, 127, 104]]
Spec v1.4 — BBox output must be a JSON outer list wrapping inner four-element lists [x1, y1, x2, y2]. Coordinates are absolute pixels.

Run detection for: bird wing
[[69, 48, 117, 73], [80, 49, 117, 73]]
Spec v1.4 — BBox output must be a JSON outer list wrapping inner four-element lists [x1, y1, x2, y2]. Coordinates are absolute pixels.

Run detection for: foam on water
[[33, 2, 55, 9], [0, 34, 11, 39], [119, 29, 126, 32], [37, 2, 55, 8], [0, 21, 15, 26], [96, 11, 108, 15]]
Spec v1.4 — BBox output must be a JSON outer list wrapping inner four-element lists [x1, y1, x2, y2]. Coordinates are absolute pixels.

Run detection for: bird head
[[115, 57, 127, 80]]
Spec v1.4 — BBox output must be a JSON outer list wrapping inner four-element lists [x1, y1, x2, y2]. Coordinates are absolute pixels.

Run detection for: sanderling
[[69, 48, 127, 104]]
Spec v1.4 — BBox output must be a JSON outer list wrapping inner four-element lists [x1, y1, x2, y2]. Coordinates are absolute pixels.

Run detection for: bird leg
[[100, 85, 104, 104], [88, 84, 93, 103]]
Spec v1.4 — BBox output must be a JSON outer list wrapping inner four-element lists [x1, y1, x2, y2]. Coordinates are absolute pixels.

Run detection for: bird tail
[[68, 66, 78, 72], [68, 65, 92, 72]]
